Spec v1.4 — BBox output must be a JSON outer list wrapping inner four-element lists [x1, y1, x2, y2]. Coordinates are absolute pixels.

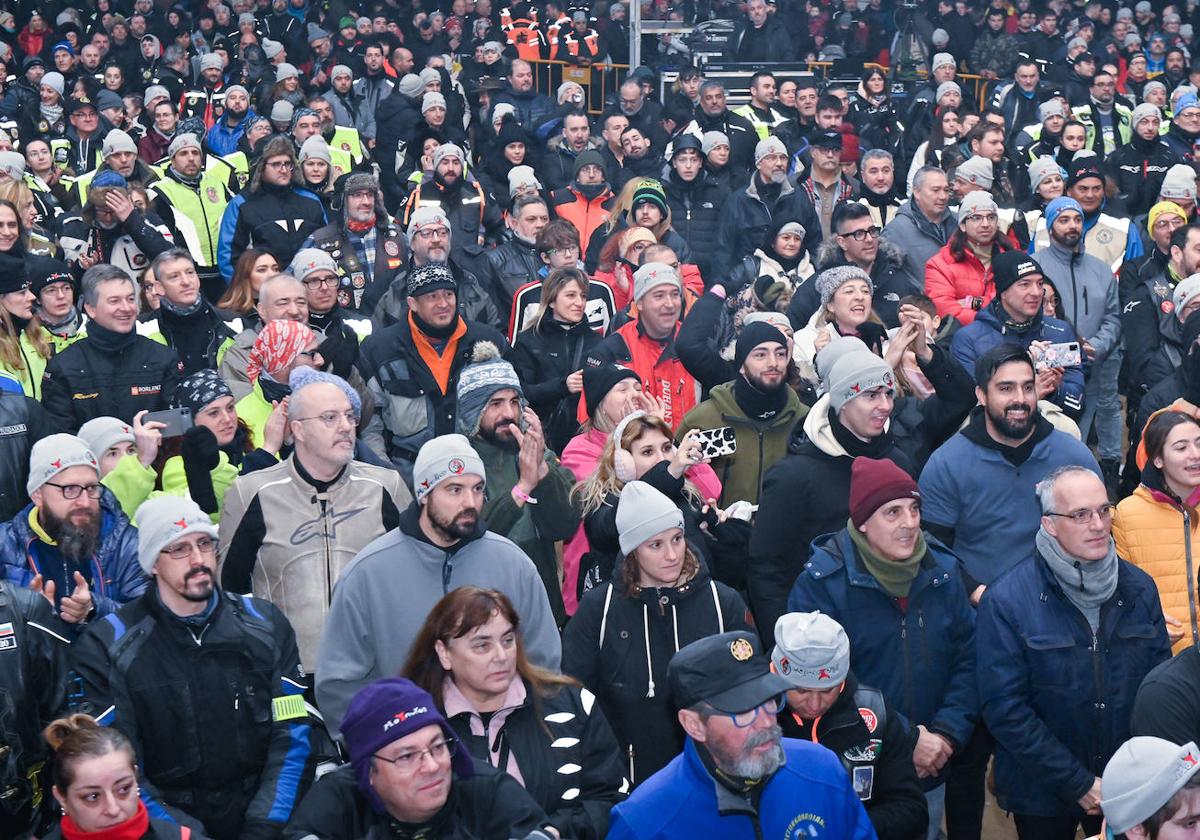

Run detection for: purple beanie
[[341, 678, 474, 813]]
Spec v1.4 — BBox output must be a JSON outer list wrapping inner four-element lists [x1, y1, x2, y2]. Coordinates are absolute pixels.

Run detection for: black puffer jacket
[[779, 673, 927, 840], [375, 91, 423, 211], [223, 182, 327, 276], [482, 234, 542, 319], [561, 558, 754, 786], [508, 315, 602, 452], [1105, 134, 1182, 217], [663, 170, 729, 285], [283, 762, 551, 840], [0, 393, 52, 522], [443, 680, 628, 839], [70, 588, 314, 840], [0, 582, 68, 840]]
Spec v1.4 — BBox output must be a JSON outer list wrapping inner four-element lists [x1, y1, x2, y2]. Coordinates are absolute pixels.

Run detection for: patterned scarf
[[247, 319, 315, 382]]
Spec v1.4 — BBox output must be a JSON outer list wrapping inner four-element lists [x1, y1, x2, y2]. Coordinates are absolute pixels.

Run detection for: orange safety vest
[[615, 319, 699, 430], [503, 19, 543, 60], [564, 30, 599, 57], [545, 14, 570, 59]]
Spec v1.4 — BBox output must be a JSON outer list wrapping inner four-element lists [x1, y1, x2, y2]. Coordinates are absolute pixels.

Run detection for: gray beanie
[[27, 434, 98, 495], [262, 38, 284, 59], [0, 151, 26, 180], [431, 143, 465, 169], [1028, 156, 1063, 191], [1132, 102, 1162, 129], [507, 164, 540, 196], [931, 52, 955, 73], [616, 480, 685, 556], [270, 100, 294, 124], [954, 156, 993, 190], [1160, 163, 1198, 201], [288, 247, 339, 281], [275, 62, 299, 82], [1038, 99, 1066, 122], [754, 135, 787, 166], [399, 73, 425, 98], [935, 81, 961, 102], [412, 433, 486, 501], [422, 91, 447, 114], [1145, 80, 1168, 98], [224, 84, 248, 100], [298, 135, 331, 163], [407, 205, 451, 241], [419, 67, 440, 87], [455, 341, 524, 435], [331, 64, 353, 80], [76, 418, 134, 463], [828, 350, 895, 413], [200, 53, 224, 72], [633, 262, 682, 301], [102, 129, 137, 157], [815, 336, 870, 383], [1173, 273, 1200, 314], [772, 612, 851, 689], [815, 265, 873, 307], [134, 496, 218, 574], [288, 366, 361, 417], [144, 84, 169, 104], [1101, 737, 1200, 834], [41, 71, 64, 96], [701, 131, 729, 155], [167, 133, 202, 158], [958, 190, 998, 223]]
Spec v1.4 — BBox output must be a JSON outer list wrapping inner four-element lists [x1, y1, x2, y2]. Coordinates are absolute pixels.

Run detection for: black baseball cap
[[668, 631, 791, 713], [812, 130, 844, 150]]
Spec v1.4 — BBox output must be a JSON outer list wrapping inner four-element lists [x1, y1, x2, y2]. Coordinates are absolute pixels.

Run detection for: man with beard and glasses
[[456, 341, 579, 625], [677, 323, 806, 508], [315, 433, 560, 733], [0, 434, 144, 628], [219, 369, 410, 671], [920, 344, 1100, 601], [70, 495, 314, 838], [607, 630, 873, 840], [1036, 197, 1124, 497], [976, 466, 1169, 840]]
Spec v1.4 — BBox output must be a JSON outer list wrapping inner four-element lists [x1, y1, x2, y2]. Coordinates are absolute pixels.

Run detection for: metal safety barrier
[[524, 58, 631, 115]]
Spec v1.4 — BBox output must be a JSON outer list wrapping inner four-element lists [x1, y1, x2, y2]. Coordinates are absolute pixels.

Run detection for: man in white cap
[[71, 495, 313, 838], [773, 611, 927, 840], [401, 142, 503, 278], [180, 51, 228, 128], [1107, 102, 1179, 216], [0, 434, 144, 625], [1100, 738, 1200, 840], [316, 432, 560, 733], [148, 133, 232, 301], [586, 262, 698, 429]]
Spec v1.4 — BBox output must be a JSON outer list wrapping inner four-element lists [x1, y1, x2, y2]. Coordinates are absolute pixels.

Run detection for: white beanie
[[413, 434, 486, 501], [134, 496, 219, 575], [102, 129, 137, 157], [616, 480, 684, 555], [40, 71, 64, 97], [957, 190, 998, 223], [0, 151, 25, 181], [77, 417, 135, 462], [772, 612, 851, 689], [1132, 102, 1162, 129], [1160, 164, 1198, 201], [27, 434, 98, 495], [507, 164, 540, 197], [754, 135, 787, 166], [931, 52, 955, 73], [431, 143, 465, 169], [288, 247, 339, 281], [1174, 273, 1200, 315], [1102, 738, 1200, 834], [298, 135, 331, 163], [167, 133, 202, 158], [422, 91, 447, 114], [827, 350, 896, 413], [633, 261, 682, 301]]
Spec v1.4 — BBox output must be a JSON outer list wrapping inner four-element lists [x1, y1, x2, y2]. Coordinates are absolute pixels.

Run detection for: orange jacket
[[924, 242, 996, 325]]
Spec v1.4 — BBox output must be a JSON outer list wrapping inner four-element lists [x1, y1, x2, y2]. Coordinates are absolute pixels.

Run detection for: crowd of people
[[7, 0, 1200, 839]]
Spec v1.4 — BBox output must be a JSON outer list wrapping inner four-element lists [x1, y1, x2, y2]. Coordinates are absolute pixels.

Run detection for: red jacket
[[924, 242, 997, 326]]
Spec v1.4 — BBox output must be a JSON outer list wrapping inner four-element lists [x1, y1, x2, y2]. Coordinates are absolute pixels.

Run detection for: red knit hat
[[848, 456, 921, 527], [840, 134, 861, 165]]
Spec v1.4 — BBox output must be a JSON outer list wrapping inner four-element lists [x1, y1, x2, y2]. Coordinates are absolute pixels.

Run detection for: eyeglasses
[[413, 227, 449, 239], [302, 275, 339, 289], [295, 349, 323, 363], [44, 482, 102, 500], [374, 737, 458, 770], [160, 536, 217, 560], [707, 694, 785, 728], [294, 409, 358, 428], [839, 225, 882, 241], [964, 212, 999, 224], [1045, 504, 1115, 525], [545, 247, 579, 258], [265, 159, 294, 170]]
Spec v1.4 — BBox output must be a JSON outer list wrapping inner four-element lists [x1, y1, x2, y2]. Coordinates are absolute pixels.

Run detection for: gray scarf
[[1035, 525, 1119, 632]]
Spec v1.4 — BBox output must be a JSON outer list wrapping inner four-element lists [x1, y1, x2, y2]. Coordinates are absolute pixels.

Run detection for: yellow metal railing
[[525, 58, 631, 115]]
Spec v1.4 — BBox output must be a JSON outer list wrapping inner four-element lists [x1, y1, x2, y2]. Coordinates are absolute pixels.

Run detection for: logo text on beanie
[[383, 705, 429, 731]]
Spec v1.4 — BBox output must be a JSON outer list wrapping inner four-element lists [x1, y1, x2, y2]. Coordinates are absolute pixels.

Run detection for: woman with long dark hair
[[0, 200, 52, 397], [405, 586, 627, 839]]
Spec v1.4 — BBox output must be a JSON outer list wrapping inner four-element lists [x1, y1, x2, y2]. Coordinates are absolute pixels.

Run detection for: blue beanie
[[1045, 196, 1084, 230], [91, 170, 128, 190]]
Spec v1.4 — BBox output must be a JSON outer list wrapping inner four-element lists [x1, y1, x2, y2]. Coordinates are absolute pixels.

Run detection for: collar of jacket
[[397, 500, 487, 554], [814, 527, 949, 597]]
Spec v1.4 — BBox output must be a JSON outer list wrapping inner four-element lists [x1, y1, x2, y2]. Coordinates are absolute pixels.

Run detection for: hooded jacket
[[561, 555, 753, 786], [315, 502, 561, 734], [879, 200, 958, 290], [788, 529, 978, 764], [977, 550, 1169, 816], [217, 177, 327, 280], [714, 175, 821, 282], [1034, 240, 1123, 364], [0, 494, 146, 622], [663, 169, 729, 284]]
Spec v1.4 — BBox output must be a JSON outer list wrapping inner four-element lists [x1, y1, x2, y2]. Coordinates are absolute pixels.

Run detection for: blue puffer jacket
[[606, 738, 878, 840], [787, 529, 978, 765], [0, 493, 146, 621], [950, 302, 1086, 416], [977, 551, 1170, 816]]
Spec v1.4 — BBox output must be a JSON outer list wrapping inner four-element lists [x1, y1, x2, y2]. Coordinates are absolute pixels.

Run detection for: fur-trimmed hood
[[814, 235, 905, 272]]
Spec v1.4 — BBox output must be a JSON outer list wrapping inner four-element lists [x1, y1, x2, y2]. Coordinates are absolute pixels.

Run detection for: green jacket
[[235, 380, 274, 449], [471, 436, 581, 627], [101, 451, 240, 522], [677, 381, 807, 508], [1, 331, 50, 400]]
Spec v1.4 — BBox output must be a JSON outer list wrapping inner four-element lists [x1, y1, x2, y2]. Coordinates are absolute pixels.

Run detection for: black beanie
[[0, 251, 28, 295], [991, 251, 1043, 296], [27, 255, 73, 299], [583, 362, 640, 418], [734, 321, 788, 370]]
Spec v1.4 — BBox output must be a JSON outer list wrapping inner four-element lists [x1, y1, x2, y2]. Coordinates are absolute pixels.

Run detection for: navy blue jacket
[[787, 529, 978, 758], [976, 551, 1170, 816]]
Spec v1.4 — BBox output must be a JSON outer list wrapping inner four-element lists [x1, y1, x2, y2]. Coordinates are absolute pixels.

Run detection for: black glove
[[181, 425, 220, 515]]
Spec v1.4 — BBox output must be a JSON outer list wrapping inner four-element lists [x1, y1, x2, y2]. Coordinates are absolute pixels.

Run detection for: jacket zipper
[[320, 496, 333, 605], [900, 613, 913, 716], [1185, 507, 1198, 644]]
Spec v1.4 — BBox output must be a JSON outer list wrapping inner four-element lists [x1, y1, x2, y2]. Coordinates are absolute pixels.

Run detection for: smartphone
[[143, 407, 193, 438], [1033, 342, 1082, 372], [693, 426, 737, 459]]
